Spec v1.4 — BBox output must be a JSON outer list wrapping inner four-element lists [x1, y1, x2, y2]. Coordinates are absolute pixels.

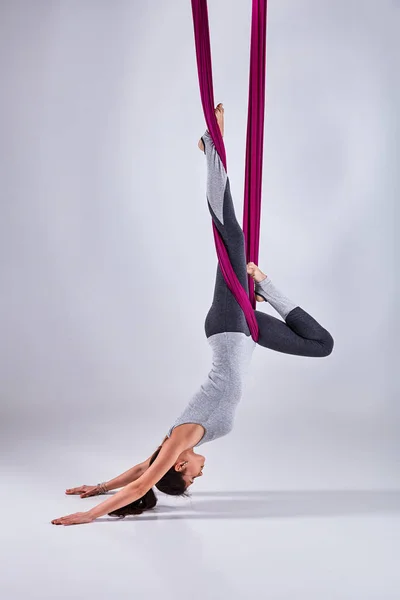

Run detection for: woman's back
[[167, 331, 256, 445]]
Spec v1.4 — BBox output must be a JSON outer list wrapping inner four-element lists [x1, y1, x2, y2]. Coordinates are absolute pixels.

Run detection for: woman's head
[[173, 448, 206, 487], [107, 446, 206, 518]]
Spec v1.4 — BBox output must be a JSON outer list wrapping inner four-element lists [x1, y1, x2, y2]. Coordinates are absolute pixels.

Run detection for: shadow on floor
[[96, 489, 400, 522]]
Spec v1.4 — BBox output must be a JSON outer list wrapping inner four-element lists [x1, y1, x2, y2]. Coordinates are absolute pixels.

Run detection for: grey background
[[1, 1, 399, 599]]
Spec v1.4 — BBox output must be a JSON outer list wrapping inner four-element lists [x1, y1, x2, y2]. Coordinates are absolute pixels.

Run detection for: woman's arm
[[65, 446, 165, 498], [87, 437, 185, 520], [103, 436, 168, 491], [104, 457, 152, 491], [51, 436, 187, 525]]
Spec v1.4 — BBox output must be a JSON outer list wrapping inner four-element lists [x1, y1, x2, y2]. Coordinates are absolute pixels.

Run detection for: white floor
[[2, 473, 400, 600]]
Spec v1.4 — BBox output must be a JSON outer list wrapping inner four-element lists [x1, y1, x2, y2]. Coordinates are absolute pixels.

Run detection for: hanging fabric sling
[[191, 0, 267, 342]]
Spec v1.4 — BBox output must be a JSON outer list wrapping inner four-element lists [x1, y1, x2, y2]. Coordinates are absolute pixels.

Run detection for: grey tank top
[[167, 331, 256, 446]]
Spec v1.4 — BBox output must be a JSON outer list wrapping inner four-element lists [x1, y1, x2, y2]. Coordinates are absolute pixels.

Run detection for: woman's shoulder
[[165, 423, 205, 449]]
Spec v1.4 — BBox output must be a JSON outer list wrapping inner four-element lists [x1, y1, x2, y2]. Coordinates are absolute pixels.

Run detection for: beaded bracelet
[[96, 482, 108, 494]]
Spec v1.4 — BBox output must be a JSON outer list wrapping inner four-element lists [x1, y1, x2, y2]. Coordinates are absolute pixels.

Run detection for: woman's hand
[[51, 511, 94, 526], [65, 485, 102, 498]]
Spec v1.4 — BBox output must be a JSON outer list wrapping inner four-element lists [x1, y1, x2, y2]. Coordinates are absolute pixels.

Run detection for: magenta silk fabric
[[191, 0, 267, 342]]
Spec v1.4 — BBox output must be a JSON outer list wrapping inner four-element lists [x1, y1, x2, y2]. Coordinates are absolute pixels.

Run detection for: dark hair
[[108, 446, 188, 518]]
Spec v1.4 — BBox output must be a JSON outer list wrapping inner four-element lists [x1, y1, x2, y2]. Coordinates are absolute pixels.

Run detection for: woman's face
[[175, 449, 206, 487]]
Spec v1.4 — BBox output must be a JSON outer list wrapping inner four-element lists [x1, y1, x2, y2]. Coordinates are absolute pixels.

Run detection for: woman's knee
[[319, 331, 334, 357]]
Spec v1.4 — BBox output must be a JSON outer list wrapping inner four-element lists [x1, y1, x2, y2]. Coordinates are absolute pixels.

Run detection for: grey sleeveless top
[[167, 332, 256, 446]]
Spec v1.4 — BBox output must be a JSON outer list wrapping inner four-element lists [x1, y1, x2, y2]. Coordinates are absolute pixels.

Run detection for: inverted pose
[[52, 105, 333, 526]]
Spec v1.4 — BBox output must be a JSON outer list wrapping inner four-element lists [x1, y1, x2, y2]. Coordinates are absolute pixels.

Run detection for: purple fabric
[[243, 0, 267, 310], [191, 0, 267, 342]]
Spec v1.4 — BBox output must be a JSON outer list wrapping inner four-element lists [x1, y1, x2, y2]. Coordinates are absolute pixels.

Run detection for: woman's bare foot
[[247, 262, 268, 302], [247, 262, 267, 283], [215, 103, 224, 136], [198, 103, 224, 151]]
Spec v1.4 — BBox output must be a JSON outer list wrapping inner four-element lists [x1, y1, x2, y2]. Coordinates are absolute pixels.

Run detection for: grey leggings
[[202, 139, 334, 358]]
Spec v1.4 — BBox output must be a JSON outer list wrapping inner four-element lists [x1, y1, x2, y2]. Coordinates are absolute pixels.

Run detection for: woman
[[52, 104, 333, 526]]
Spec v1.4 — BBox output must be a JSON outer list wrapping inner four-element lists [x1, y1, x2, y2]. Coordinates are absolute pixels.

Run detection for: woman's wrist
[[96, 481, 108, 494], [87, 507, 101, 520], [254, 275, 268, 289]]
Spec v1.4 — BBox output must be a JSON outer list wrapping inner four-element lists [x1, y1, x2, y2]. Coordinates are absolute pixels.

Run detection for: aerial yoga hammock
[[164, 0, 334, 447], [192, 0, 267, 340], [52, 0, 334, 526]]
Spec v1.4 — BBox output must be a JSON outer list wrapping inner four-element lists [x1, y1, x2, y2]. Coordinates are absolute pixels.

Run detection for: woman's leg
[[201, 129, 248, 289], [200, 107, 333, 356], [200, 122, 251, 338], [254, 277, 334, 357]]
